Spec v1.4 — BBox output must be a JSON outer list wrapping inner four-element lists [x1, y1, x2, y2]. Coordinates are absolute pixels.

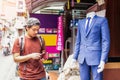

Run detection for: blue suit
[[73, 15, 110, 80]]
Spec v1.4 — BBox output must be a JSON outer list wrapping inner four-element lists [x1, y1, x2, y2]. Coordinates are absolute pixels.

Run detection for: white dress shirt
[[85, 12, 96, 29]]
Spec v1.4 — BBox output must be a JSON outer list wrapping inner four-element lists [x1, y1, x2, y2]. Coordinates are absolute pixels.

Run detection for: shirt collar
[[86, 12, 96, 19]]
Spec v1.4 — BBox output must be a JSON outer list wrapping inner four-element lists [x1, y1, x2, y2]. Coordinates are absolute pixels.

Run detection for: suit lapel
[[86, 15, 97, 37], [81, 19, 86, 36]]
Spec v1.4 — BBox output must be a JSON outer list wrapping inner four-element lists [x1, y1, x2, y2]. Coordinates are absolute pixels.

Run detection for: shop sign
[[56, 16, 64, 51], [39, 28, 57, 34], [48, 53, 60, 58], [16, 0, 26, 12], [42, 59, 52, 64]]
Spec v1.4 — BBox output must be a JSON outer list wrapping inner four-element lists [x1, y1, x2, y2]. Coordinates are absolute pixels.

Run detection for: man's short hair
[[26, 17, 40, 27]]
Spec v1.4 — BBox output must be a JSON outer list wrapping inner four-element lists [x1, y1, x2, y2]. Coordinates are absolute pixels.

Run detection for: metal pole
[[60, 50, 64, 69]]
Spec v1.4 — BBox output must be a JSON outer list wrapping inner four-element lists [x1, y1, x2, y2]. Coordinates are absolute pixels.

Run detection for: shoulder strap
[[38, 36, 45, 52], [38, 36, 43, 47], [19, 36, 25, 55]]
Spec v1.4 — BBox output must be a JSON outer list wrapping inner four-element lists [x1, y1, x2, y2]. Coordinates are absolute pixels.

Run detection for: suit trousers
[[79, 59, 103, 80]]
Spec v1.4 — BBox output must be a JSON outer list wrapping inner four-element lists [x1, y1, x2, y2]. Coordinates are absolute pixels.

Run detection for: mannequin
[[85, 11, 105, 73], [86, 11, 105, 73], [72, 11, 110, 80]]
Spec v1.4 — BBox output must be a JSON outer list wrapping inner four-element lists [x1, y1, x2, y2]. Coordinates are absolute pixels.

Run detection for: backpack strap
[[38, 36, 43, 47], [19, 36, 25, 55], [38, 36, 45, 53], [18, 36, 26, 71]]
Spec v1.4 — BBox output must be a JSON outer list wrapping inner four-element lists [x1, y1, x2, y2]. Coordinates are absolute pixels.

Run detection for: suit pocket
[[87, 47, 101, 50]]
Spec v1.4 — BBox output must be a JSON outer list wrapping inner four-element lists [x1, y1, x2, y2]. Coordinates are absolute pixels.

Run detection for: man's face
[[27, 25, 40, 38]]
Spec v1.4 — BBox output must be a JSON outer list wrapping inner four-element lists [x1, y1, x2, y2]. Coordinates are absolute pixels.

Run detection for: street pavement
[[0, 51, 20, 80], [49, 70, 58, 80]]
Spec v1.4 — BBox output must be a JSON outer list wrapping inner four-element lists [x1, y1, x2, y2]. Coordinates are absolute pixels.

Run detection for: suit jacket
[[73, 15, 110, 65]]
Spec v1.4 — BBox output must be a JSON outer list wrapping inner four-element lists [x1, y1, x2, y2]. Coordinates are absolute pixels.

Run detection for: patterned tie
[[86, 17, 91, 33]]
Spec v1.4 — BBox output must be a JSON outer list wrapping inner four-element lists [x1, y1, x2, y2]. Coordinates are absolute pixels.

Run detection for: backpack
[[19, 36, 44, 55]]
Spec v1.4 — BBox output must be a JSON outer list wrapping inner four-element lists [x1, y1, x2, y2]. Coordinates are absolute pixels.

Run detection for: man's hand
[[97, 61, 105, 73], [29, 53, 41, 60]]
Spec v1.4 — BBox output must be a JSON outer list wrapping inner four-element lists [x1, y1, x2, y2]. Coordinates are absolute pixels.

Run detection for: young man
[[12, 17, 46, 80]]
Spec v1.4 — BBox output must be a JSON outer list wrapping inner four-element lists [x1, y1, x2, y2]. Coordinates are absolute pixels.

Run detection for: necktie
[[86, 17, 91, 33]]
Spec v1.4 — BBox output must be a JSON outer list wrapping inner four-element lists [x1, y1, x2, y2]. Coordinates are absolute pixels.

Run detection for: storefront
[[26, 0, 120, 79], [64, 0, 120, 80]]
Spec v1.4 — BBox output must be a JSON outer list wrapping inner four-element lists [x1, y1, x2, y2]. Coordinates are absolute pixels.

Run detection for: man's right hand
[[30, 53, 41, 60]]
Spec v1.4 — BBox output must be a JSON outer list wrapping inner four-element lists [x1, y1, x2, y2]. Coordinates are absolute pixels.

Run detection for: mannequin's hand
[[71, 59, 77, 68], [71, 59, 77, 63], [70, 59, 78, 69], [97, 61, 105, 73]]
